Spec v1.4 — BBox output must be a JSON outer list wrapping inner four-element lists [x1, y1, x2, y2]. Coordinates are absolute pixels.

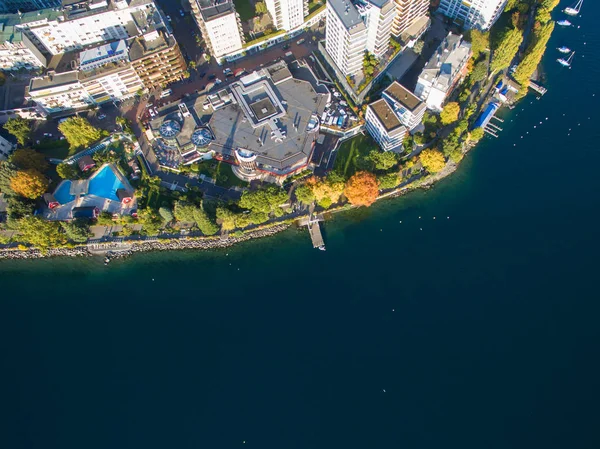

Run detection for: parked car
[[296, 38, 305, 45], [149, 109, 156, 118], [208, 74, 216, 80], [166, 15, 171, 22], [98, 114, 106, 120], [179, 9, 185, 16], [214, 78, 222, 84], [199, 72, 206, 79]]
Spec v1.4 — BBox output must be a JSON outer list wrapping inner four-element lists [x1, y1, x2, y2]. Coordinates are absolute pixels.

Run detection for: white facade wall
[[203, 12, 244, 59], [414, 77, 446, 111], [28, 80, 93, 114], [0, 43, 44, 70], [0, 134, 16, 161], [325, 2, 367, 76], [365, 105, 405, 152], [363, 2, 395, 57], [266, 0, 306, 31], [438, 0, 507, 30]]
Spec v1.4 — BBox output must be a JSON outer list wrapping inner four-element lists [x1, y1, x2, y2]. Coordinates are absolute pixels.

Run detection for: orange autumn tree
[[10, 169, 48, 199], [344, 171, 379, 207]]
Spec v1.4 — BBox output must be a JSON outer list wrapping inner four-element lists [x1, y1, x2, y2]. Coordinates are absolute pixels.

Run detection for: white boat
[[564, 0, 583, 16], [557, 19, 572, 26], [557, 46, 571, 53], [557, 52, 575, 67]]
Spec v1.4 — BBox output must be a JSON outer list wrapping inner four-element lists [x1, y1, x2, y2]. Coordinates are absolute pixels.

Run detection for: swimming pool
[[53, 181, 75, 204], [88, 165, 126, 202]]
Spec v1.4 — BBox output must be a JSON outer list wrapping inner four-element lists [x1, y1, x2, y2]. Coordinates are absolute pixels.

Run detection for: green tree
[[255, 1, 268, 14], [3, 117, 31, 146], [6, 196, 35, 222], [60, 218, 91, 243], [116, 116, 133, 134], [189, 60, 197, 70], [10, 148, 48, 172], [513, 21, 554, 85], [56, 162, 79, 180], [0, 160, 17, 194], [377, 172, 400, 190], [469, 128, 485, 142], [216, 207, 237, 231], [294, 184, 315, 204], [10, 169, 48, 199], [137, 209, 162, 235], [173, 201, 197, 222], [490, 27, 524, 74], [17, 216, 66, 250], [238, 186, 287, 214], [158, 206, 174, 223], [419, 149, 446, 173], [193, 206, 219, 235], [469, 61, 488, 84], [466, 29, 490, 60], [368, 150, 397, 170], [362, 51, 379, 78], [58, 116, 103, 149], [440, 102, 460, 125]]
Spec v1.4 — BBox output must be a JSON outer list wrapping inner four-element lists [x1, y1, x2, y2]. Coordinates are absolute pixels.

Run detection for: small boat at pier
[[557, 46, 571, 53], [557, 19, 572, 26], [564, 0, 583, 16]]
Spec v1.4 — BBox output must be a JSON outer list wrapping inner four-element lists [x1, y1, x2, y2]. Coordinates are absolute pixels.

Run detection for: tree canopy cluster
[[3, 117, 31, 146], [490, 27, 524, 74], [58, 117, 104, 149]]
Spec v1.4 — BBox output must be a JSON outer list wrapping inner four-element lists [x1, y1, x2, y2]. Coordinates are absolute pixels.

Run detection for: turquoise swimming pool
[[54, 181, 75, 204], [88, 165, 126, 201]]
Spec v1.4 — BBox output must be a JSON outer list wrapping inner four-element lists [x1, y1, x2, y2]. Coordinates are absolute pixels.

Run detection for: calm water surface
[[2, 5, 600, 448]]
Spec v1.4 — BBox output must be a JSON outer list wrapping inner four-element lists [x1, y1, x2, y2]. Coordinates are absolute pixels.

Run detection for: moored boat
[[558, 46, 571, 53], [564, 0, 583, 16], [557, 19, 572, 26]]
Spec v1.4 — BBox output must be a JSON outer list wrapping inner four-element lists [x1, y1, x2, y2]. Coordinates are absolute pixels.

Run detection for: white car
[[98, 114, 106, 120], [149, 109, 156, 118], [214, 78, 222, 84], [179, 9, 185, 16]]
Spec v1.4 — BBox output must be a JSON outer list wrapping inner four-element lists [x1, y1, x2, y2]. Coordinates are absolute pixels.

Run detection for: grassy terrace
[[233, 0, 255, 22], [196, 160, 248, 189], [333, 134, 376, 179]]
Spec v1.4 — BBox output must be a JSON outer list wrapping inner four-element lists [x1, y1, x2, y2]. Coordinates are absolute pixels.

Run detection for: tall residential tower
[[265, 0, 308, 31], [437, 0, 507, 30], [391, 0, 429, 37], [325, 0, 396, 77]]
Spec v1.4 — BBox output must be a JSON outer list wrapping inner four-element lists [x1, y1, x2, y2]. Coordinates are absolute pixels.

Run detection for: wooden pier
[[529, 81, 547, 95], [297, 204, 326, 250]]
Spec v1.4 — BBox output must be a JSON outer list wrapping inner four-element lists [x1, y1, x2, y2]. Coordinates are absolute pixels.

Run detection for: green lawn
[[197, 160, 248, 189], [333, 134, 376, 179], [233, 0, 255, 22]]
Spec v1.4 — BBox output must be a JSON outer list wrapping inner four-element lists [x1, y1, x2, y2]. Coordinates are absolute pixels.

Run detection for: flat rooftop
[[369, 99, 404, 133], [208, 76, 327, 170], [29, 71, 79, 91], [384, 81, 423, 111], [198, 0, 236, 21], [328, 0, 366, 33]]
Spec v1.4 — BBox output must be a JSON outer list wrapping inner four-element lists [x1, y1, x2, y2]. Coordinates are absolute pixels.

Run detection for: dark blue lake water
[[1, 4, 600, 448]]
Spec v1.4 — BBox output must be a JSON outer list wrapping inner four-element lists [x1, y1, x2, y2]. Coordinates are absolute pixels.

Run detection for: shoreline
[[0, 156, 464, 262]]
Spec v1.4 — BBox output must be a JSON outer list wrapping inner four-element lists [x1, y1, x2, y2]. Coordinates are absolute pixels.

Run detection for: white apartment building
[[392, 0, 429, 37], [28, 40, 143, 114], [325, 0, 396, 77], [15, 0, 168, 55], [189, 0, 245, 60], [365, 98, 406, 152], [438, 0, 507, 31], [382, 80, 425, 130], [414, 32, 471, 111], [265, 0, 307, 31]]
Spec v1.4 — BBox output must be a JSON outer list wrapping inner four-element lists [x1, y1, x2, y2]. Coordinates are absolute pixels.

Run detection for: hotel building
[[265, 0, 308, 31], [437, 0, 507, 30]]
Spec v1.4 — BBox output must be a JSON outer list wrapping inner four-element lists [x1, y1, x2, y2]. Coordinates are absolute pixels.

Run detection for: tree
[[305, 174, 344, 208], [294, 184, 315, 204], [469, 61, 488, 84], [466, 29, 490, 61], [216, 207, 237, 231], [6, 196, 35, 222], [368, 150, 397, 170], [189, 60, 197, 70], [137, 209, 162, 235], [377, 172, 400, 190], [419, 149, 446, 173], [116, 116, 133, 134], [362, 51, 379, 78], [3, 117, 31, 146], [344, 171, 379, 207], [56, 162, 79, 180], [173, 201, 197, 222], [490, 27, 523, 74], [58, 116, 103, 149], [513, 21, 554, 85], [238, 186, 287, 214], [412, 40, 424, 55], [0, 160, 16, 194], [158, 206, 174, 223], [193, 206, 219, 235], [440, 102, 460, 125], [17, 216, 66, 250], [469, 127, 485, 142], [60, 219, 91, 243], [10, 149, 48, 172], [255, 1, 268, 14], [10, 169, 48, 199]]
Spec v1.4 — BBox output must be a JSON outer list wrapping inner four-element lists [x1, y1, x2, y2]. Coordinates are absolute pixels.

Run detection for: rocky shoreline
[[0, 224, 291, 261]]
